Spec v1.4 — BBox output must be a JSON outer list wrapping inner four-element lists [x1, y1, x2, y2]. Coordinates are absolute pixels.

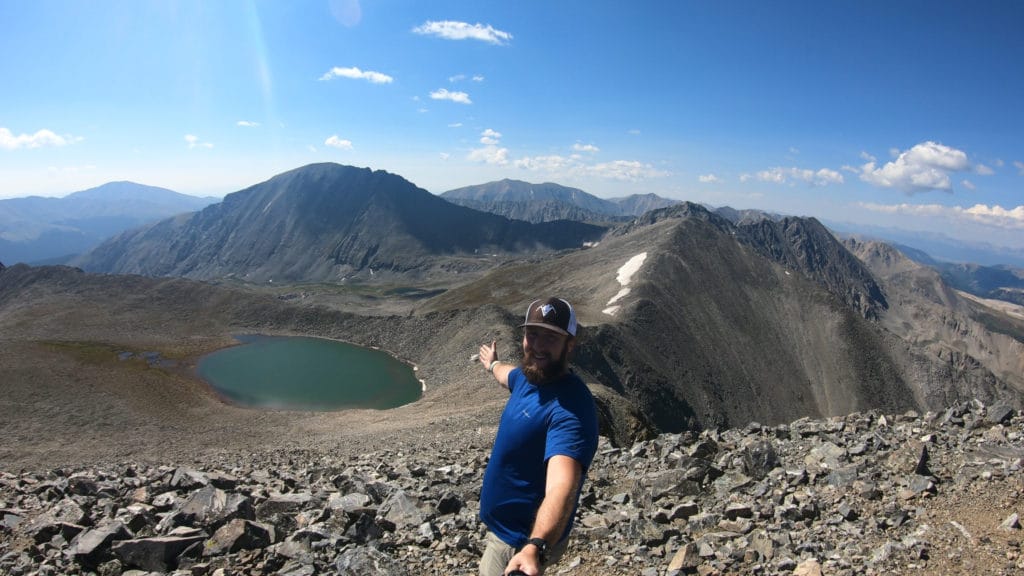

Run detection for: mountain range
[[0, 182, 218, 265], [4, 162, 1023, 440], [74, 164, 606, 283], [824, 218, 1024, 269], [441, 178, 679, 223]]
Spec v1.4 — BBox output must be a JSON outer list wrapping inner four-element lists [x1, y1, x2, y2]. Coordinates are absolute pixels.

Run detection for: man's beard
[[520, 343, 570, 384]]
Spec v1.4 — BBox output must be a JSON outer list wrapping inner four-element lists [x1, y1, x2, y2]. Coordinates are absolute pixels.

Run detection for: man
[[476, 297, 599, 576]]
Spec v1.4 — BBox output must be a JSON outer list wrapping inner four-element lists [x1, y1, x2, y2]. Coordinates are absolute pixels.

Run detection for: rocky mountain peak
[[609, 201, 733, 238], [737, 216, 888, 319]]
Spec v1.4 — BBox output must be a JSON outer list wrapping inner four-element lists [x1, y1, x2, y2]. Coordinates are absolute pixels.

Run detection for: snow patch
[[603, 252, 647, 316]]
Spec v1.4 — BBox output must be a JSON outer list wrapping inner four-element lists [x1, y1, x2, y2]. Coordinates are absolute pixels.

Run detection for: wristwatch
[[525, 537, 548, 563]]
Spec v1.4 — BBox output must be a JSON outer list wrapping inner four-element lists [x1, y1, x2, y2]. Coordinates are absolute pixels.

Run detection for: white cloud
[[468, 146, 509, 165], [467, 128, 666, 181], [0, 127, 78, 150], [589, 160, 669, 181], [324, 135, 353, 150], [319, 66, 393, 84], [963, 204, 1024, 227], [858, 202, 1024, 230], [514, 155, 573, 172], [754, 167, 843, 186], [468, 128, 508, 165], [756, 169, 786, 183], [1015, 160, 1024, 175], [480, 128, 502, 145], [430, 88, 472, 104], [237, 120, 260, 127], [448, 74, 484, 84], [448, 122, 463, 128], [439, 152, 451, 161], [975, 164, 994, 175], [184, 134, 213, 149], [859, 141, 971, 193], [699, 174, 721, 184], [961, 179, 976, 190], [412, 20, 512, 45], [573, 143, 600, 153], [514, 155, 668, 181]]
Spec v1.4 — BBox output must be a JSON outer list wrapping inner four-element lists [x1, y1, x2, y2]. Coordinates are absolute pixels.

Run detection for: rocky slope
[[423, 203, 1024, 434], [1, 402, 1020, 575], [845, 239, 1024, 408]]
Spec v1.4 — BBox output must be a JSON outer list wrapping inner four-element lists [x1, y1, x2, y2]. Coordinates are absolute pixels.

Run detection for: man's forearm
[[529, 487, 574, 545], [530, 455, 582, 545]]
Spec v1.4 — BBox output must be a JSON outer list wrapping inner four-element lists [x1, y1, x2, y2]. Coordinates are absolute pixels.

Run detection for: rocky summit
[[1, 402, 1021, 576]]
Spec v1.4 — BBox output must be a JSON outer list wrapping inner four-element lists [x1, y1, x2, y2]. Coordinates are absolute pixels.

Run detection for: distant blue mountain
[[822, 219, 1024, 269], [0, 182, 219, 264], [441, 179, 680, 223]]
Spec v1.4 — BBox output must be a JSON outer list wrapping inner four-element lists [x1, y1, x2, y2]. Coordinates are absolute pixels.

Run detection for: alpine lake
[[197, 335, 422, 411]]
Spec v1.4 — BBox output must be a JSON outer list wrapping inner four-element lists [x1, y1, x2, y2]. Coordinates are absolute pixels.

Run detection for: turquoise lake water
[[197, 335, 422, 411]]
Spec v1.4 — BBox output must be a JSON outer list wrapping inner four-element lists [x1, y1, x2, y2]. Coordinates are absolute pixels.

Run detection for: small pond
[[197, 335, 422, 410]]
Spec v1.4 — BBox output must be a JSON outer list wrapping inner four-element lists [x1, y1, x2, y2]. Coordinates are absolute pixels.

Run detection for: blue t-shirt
[[479, 367, 599, 547]]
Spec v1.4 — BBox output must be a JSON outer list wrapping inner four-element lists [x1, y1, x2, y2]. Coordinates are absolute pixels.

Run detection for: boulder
[[111, 535, 206, 571]]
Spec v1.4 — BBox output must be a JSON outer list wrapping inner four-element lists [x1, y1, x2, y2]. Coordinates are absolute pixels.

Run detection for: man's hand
[[480, 340, 512, 388], [479, 340, 497, 370], [504, 546, 541, 575]]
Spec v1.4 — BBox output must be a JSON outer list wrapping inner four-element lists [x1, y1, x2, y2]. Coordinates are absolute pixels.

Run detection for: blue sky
[[1, 0, 1022, 249]]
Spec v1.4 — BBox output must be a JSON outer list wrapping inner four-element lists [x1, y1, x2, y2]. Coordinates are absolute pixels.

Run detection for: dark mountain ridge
[[75, 164, 607, 282], [424, 202, 1024, 433]]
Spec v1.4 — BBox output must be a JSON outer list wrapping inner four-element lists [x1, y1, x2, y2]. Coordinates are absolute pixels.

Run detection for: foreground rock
[[1, 401, 1021, 575]]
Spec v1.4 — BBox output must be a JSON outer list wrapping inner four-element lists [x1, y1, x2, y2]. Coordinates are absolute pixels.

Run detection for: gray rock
[[335, 546, 409, 575], [986, 404, 1015, 424], [178, 485, 254, 530], [203, 519, 274, 556], [68, 521, 133, 567], [1000, 513, 1020, 531], [111, 535, 206, 571], [380, 489, 426, 528], [741, 440, 780, 480], [170, 468, 208, 490]]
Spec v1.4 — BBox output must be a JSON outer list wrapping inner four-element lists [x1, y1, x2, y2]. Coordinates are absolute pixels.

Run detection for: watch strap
[[525, 537, 548, 563]]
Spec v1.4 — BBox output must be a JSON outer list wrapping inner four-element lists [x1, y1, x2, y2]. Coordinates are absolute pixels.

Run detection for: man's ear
[[566, 337, 577, 354]]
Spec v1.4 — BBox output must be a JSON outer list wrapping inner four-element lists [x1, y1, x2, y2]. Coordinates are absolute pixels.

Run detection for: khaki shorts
[[479, 531, 570, 576]]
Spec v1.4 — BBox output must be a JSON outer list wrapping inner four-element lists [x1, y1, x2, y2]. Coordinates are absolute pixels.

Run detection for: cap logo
[[540, 303, 556, 319]]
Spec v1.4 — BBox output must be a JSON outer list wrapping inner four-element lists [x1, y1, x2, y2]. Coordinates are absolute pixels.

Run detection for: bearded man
[[476, 297, 599, 576]]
